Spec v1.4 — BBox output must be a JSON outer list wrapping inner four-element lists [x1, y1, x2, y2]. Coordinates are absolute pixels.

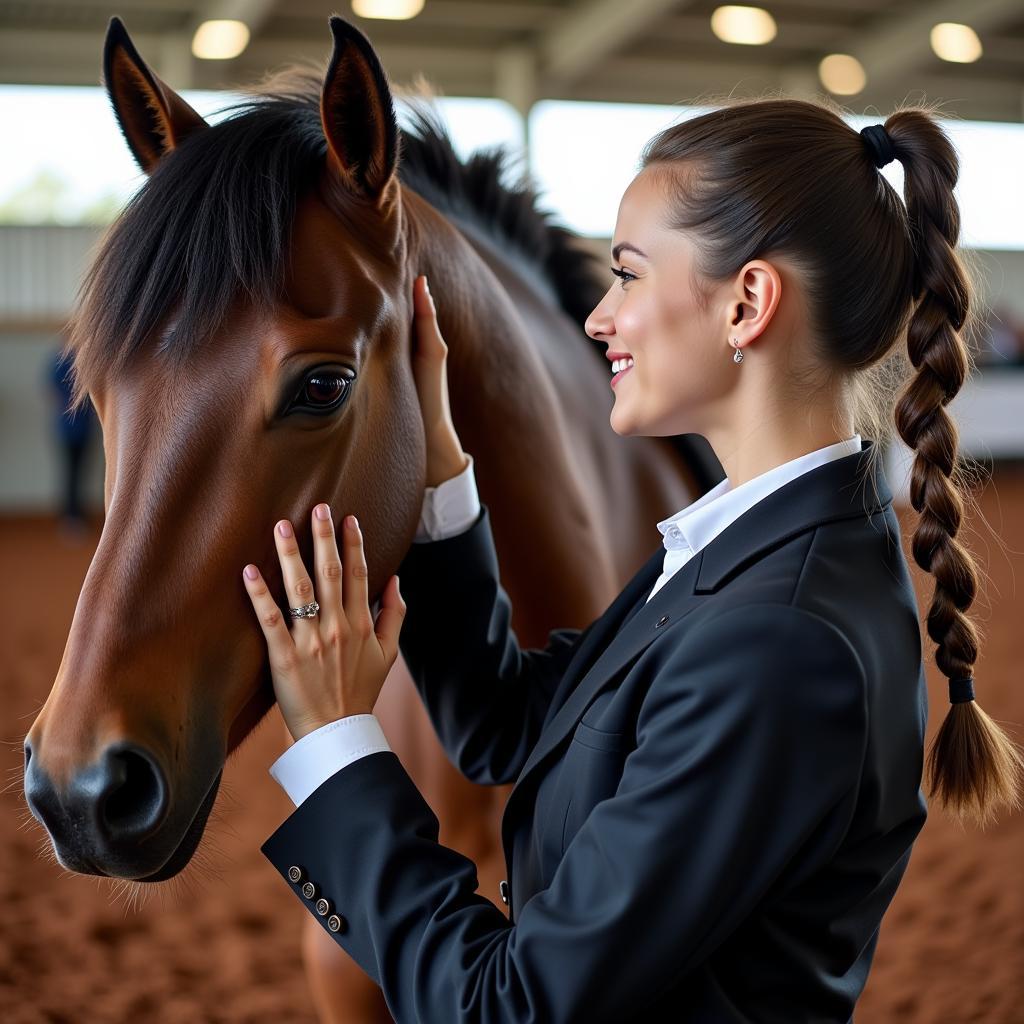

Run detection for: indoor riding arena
[[2, 2, 1022, 1022]]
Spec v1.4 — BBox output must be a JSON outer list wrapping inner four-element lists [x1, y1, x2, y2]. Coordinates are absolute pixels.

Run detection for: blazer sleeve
[[394, 501, 596, 786], [260, 601, 868, 1024]]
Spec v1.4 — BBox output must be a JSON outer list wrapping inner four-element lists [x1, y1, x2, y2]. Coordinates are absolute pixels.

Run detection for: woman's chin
[[610, 405, 637, 437]]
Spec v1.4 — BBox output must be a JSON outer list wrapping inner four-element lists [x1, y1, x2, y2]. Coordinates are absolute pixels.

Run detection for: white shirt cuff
[[413, 452, 481, 542], [268, 714, 391, 806]]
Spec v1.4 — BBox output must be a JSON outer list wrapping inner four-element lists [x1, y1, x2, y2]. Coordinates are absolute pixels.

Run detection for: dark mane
[[396, 102, 605, 329], [68, 67, 605, 411]]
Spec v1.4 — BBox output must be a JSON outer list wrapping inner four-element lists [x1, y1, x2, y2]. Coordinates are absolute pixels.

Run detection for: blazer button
[[499, 880, 509, 905], [655, 615, 669, 628], [301, 881, 319, 900], [288, 865, 305, 884], [327, 914, 346, 933], [315, 897, 332, 917]]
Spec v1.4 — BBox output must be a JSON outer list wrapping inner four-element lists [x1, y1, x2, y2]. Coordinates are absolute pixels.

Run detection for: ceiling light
[[819, 54, 867, 96], [930, 22, 983, 63], [192, 20, 250, 60], [710, 5, 777, 46], [352, 0, 426, 19]]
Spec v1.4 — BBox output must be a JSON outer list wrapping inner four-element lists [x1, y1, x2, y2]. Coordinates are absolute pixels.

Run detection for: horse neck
[[398, 189, 628, 628], [400, 189, 549, 443]]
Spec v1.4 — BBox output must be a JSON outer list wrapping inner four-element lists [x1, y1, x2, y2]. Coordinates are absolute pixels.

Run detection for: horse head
[[24, 15, 426, 881]]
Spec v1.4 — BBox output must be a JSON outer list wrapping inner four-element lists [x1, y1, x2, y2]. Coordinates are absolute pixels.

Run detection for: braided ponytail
[[887, 109, 1024, 824]]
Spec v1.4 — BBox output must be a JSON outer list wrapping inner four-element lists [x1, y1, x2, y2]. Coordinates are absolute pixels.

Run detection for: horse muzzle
[[23, 736, 221, 881]]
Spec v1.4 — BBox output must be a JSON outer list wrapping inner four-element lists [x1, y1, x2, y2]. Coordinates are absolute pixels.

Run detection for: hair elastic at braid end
[[949, 675, 975, 704]]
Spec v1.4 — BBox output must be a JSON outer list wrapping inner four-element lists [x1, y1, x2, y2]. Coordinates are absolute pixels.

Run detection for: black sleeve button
[[327, 914, 346, 933], [315, 898, 332, 917], [288, 865, 305, 883], [301, 881, 319, 900]]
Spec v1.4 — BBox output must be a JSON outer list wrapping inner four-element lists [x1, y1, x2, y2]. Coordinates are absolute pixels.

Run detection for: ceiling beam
[[837, 0, 1024, 89], [540, 0, 694, 85], [196, 0, 277, 33], [1, 21, 1022, 124], [0, 29, 164, 86], [495, 45, 537, 118], [166, 0, 279, 88], [354, 1, 564, 32]]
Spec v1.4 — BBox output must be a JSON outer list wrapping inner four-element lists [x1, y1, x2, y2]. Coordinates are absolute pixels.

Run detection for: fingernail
[[277, 520, 293, 537], [422, 276, 430, 295], [244, 565, 258, 580], [346, 515, 359, 530], [315, 504, 330, 521]]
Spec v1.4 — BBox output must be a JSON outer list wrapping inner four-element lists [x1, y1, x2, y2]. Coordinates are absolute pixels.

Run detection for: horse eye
[[289, 370, 353, 415], [305, 374, 346, 404]]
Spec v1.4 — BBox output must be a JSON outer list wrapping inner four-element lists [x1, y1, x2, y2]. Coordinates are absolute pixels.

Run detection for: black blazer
[[261, 437, 929, 1023]]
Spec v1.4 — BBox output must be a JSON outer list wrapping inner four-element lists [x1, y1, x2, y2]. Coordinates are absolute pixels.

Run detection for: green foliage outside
[[0, 169, 124, 225]]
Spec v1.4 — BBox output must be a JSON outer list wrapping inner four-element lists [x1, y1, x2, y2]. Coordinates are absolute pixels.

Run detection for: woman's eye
[[610, 266, 637, 286], [288, 370, 353, 415]]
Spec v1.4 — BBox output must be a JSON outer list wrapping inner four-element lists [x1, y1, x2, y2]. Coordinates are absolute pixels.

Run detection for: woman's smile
[[606, 362, 630, 389], [610, 356, 635, 389]]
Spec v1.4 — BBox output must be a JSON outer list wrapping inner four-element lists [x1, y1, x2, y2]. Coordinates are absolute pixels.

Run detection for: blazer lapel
[[538, 542, 666, 723], [504, 437, 891, 816], [513, 548, 708, 796]]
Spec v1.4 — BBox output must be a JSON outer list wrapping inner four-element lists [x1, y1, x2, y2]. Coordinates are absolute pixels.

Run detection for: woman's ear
[[319, 15, 399, 213], [102, 15, 208, 174], [729, 260, 783, 342]]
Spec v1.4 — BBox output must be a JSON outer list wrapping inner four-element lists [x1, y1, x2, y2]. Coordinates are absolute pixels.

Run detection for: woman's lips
[[611, 364, 633, 389]]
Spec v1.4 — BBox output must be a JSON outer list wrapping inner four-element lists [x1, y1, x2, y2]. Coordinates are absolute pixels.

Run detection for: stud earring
[[731, 337, 744, 363]]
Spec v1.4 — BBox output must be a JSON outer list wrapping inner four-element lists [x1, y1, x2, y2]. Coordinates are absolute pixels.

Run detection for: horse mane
[[67, 64, 606, 412], [395, 100, 605, 330]]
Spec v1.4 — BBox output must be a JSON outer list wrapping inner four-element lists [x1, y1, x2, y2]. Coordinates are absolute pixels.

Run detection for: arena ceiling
[[1, 0, 1022, 122]]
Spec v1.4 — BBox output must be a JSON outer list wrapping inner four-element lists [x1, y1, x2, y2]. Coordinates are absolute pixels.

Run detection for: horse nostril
[[96, 745, 169, 844]]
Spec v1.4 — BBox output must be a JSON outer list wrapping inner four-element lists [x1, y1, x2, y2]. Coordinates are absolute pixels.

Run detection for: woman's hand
[[412, 275, 471, 487], [242, 505, 406, 742]]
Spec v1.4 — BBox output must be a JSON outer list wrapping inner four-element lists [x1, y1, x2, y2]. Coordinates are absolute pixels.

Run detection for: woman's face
[[585, 166, 735, 439]]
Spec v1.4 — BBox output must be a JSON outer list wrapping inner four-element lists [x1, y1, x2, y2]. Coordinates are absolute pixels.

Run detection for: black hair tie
[[949, 675, 975, 704], [860, 123, 897, 169]]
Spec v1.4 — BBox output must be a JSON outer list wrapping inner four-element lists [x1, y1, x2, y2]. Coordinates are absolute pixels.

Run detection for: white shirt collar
[[656, 434, 864, 555]]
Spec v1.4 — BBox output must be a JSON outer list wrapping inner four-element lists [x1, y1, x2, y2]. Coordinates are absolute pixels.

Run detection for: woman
[[242, 101, 1021, 1022]]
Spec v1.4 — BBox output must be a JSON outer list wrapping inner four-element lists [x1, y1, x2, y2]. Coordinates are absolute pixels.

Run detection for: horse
[[23, 15, 714, 1023]]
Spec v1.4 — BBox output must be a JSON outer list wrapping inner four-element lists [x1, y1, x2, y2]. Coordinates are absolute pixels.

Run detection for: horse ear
[[102, 15, 208, 174], [321, 16, 399, 209]]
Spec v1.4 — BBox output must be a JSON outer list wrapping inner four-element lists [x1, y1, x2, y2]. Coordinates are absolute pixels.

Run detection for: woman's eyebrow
[[611, 242, 648, 262]]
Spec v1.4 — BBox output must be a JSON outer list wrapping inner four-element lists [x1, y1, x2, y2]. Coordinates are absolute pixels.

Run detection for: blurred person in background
[[979, 306, 1024, 365], [47, 344, 96, 539]]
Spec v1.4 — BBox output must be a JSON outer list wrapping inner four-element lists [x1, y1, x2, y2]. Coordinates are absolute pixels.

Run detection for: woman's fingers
[[411, 275, 468, 490], [241, 563, 295, 665], [342, 515, 372, 634], [411, 275, 452, 435], [374, 575, 406, 667], [412, 274, 447, 362], [273, 518, 319, 634], [311, 503, 344, 633]]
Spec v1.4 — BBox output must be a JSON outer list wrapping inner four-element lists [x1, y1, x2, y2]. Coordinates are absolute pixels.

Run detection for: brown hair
[[640, 95, 1022, 825]]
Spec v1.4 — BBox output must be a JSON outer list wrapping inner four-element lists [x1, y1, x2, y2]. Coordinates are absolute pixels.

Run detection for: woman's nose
[[585, 296, 615, 341]]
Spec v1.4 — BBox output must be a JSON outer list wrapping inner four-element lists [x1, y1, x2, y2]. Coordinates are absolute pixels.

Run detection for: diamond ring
[[289, 600, 320, 619]]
